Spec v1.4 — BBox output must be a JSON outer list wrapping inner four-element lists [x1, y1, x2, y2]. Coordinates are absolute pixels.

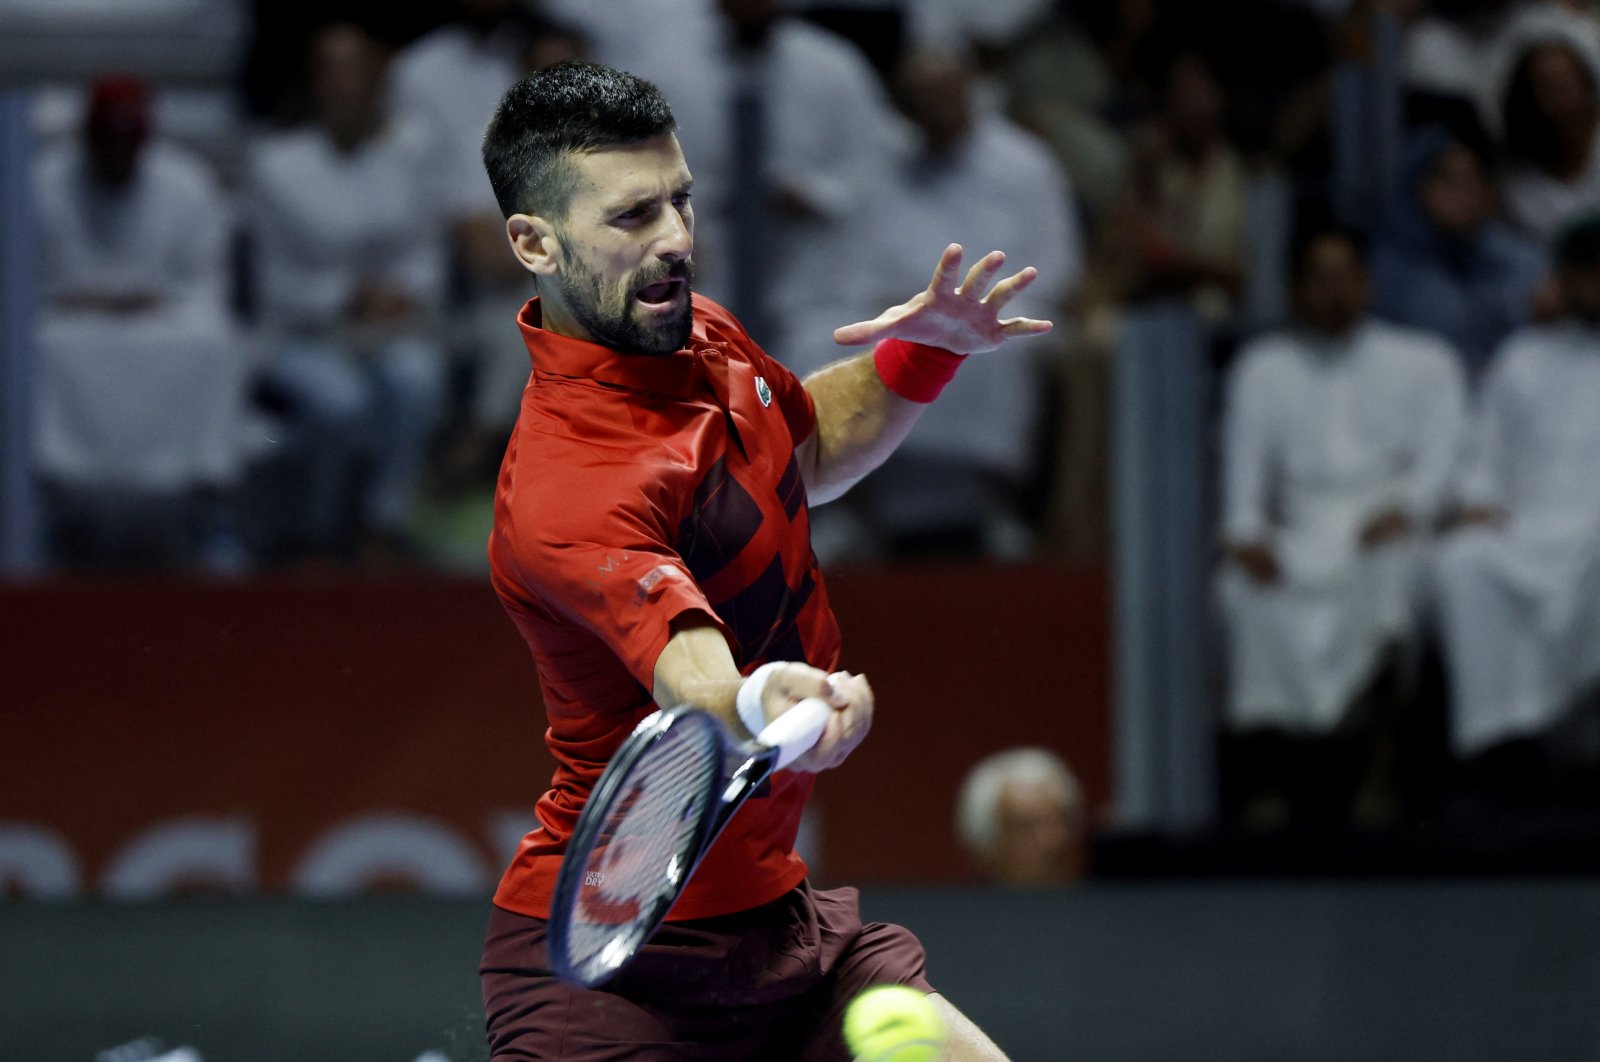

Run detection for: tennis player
[[477, 59, 1049, 1060]]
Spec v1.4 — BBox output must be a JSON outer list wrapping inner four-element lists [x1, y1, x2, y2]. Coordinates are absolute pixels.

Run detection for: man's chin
[[630, 304, 694, 356]]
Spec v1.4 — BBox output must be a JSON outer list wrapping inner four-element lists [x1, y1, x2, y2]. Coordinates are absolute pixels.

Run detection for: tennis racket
[[548, 696, 833, 988]]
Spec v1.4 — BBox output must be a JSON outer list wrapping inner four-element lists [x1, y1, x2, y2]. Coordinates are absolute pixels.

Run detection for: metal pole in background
[[0, 88, 42, 576], [1111, 303, 1216, 830]]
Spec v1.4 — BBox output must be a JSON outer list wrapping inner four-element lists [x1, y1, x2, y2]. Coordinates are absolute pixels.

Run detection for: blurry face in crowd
[[1559, 262, 1600, 324], [718, 0, 782, 35], [1296, 234, 1370, 337], [522, 31, 586, 75], [894, 52, 974, 157], [1422, 145, 1493, 237], [982, 780, 1083, 886], [518, 134, 696, 356], [312, 25, 387, 147], [459, 0, 514, 30], [1529, 44, 1597, 131], [85, 89, 151, 188], [1164, 53, 1227, 155]]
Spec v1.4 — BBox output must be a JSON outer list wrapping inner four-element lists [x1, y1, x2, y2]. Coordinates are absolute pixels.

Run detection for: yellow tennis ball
[[842, 985, 947, 1062]]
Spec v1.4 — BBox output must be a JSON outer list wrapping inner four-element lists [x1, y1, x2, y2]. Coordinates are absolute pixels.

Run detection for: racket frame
[[548, 706, 726, 988]]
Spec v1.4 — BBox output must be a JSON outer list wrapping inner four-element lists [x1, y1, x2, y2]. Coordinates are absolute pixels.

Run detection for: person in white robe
[[31, 75, 245, 568], [247, 23, 448, 555], [1218, 225, 1467, 823], [1433, 214, 1600, 778], [824, 48, 1079, 558]]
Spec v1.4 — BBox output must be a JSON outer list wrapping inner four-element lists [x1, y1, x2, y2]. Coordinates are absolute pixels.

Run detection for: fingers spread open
[[928, 243, 964, 295], [982, 266, 1038, 313], [957, 250, 1006, 297], [999, 316, 1055, 337]]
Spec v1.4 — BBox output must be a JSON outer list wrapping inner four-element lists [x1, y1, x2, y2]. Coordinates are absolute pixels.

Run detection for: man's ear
[[508, 214, 561, 277]]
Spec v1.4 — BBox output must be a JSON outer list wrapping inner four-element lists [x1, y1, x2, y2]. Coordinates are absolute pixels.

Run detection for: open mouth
[[635, 277, 685, 307]]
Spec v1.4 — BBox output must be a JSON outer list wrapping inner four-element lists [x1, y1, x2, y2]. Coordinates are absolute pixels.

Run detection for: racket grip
[[757, 697, 834, 770]]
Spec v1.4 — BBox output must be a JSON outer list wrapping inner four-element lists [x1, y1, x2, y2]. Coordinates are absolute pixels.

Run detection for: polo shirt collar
[[518, 298, 709, 398]]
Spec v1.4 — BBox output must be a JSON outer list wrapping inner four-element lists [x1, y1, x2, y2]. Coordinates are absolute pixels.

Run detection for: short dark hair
[[481, 59, 676, 220]]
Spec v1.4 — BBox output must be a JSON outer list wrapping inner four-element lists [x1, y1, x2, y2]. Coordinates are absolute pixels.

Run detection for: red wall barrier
[[0, 566, 1108, 897]]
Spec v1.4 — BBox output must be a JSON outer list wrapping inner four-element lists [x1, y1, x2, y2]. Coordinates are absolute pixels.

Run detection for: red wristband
[[872, 338, 966, 403]]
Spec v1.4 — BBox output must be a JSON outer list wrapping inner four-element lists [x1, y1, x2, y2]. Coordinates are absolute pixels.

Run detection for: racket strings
[[568, 722, 719, 972]]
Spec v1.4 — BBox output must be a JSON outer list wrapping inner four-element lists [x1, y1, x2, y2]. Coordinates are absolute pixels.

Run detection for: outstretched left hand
[[831, 243, 1054, 355]]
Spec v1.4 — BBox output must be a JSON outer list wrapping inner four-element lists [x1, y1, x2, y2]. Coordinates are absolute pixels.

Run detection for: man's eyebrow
[[603, 177, 694, 216]]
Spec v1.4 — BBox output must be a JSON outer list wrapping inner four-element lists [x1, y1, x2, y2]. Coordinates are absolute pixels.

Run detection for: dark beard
[[555, 243, 694, 357]]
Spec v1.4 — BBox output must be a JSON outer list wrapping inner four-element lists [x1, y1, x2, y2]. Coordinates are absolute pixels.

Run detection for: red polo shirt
[[488, 293, 843, 921]]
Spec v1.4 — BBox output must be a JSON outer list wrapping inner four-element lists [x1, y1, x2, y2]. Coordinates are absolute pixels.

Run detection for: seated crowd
[[25, 0, 1600, 822]]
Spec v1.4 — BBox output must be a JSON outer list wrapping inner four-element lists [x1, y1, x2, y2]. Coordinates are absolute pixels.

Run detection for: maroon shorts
[[480, 881, 934, 1060]]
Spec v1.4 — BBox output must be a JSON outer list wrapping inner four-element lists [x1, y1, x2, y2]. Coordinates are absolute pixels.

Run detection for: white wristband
[[736, 662, 787, 739]]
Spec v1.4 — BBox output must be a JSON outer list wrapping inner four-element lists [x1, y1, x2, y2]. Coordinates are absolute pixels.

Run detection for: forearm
[[651, 623, 746, 735], [799, 351, 924, 504]]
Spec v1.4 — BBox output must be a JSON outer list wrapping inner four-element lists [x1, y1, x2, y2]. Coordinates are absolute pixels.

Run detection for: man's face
[[311, 25, 386, 143], [542, 135, 696, 356], [1296, 235, 1370, 337], [894, 53, 973, 156], [985, 781, 1082, 886], [1422, 145, 1492, 237]]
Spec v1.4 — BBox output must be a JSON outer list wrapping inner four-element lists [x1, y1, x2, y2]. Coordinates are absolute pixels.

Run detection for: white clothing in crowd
[[32, 139, 243, 495], [1219, 320, 1467, 733], [387, 20, 523, 218], [850, 113, 1080, 481], [1503, 130, 1600, 243], [246, 119, 448, 540], [1406, 0, 1600, 106], [1434, 322, 1600, 756], [388, 17, 531, 434], [1412, 3, 1600, 241]]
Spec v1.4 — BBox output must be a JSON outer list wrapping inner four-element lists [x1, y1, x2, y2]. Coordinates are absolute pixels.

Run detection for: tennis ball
[[842, 985, 947, 1062]]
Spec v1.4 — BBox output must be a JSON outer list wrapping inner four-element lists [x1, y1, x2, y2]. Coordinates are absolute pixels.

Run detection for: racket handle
[[757, 697, 834, 770]]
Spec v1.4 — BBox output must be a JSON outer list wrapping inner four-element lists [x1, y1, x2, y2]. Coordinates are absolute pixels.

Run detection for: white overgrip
[[757, 697, 834, 770]]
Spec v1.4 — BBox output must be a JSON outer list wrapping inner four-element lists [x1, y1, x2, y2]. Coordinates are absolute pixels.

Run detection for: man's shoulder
[[140, 141, 225, 201], [391, 26, 475, 81], [248, 127, 323, 176], [1231, 330, 1307, 373]]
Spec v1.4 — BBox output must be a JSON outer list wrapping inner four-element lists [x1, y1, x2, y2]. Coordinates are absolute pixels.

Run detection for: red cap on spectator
[[86, 74, 152, 138]]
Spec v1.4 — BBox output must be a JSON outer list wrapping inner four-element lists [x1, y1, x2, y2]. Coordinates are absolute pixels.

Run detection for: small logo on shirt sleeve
[[755, 376, 773, 408]]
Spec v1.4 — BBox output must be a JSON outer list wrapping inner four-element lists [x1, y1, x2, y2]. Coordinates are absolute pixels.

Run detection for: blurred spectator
[[1218, 225, 1467, 828], [907, 0, 1055, 54], [245, 23, 448, 560], [1044, 46, 1247, 561], [1497, 30, 1600, 240], [389, 2, 590, 486], [1089, 49, 1247, 325], [956, 747, 1087, 886], [32, 75, 246, 570], [997, 1, 1150, 217], [388, 0, 526, 216], [1405, 0, 1600, 108], [1370, 124, 1549, 382], [829, 48, 1079, 559], [1432, 213, 1600, 802]]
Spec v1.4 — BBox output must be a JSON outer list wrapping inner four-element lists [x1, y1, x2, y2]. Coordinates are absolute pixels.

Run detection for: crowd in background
[[22, 0, 1600, 830]]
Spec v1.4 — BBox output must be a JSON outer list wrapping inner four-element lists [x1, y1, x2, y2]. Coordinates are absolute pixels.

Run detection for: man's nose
[[657, 209, 692, 261]]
